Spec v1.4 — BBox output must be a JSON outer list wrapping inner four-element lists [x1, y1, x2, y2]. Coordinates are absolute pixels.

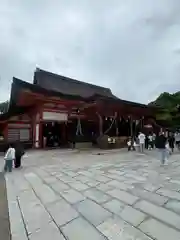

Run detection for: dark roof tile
[[33, 68, 115, 98]]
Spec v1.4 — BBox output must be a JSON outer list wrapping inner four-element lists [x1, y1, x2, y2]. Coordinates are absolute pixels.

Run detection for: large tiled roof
[[33, 68, 116, 99], [0, 69, 157, 122]]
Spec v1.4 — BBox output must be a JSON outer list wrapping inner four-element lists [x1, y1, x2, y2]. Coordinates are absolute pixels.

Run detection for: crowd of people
[[3, 130, 180, 172], [127, 130, 180, 165]]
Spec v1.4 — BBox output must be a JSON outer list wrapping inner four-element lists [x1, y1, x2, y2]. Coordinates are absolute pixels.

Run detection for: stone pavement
[[3, 149, 180, 240], [0, 172, 11, 240]]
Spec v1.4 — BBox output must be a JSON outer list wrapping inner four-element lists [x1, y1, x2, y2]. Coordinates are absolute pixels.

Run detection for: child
[[4, 143, 15, 173]]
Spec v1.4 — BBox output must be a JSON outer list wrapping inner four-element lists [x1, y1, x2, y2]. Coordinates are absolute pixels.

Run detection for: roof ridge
[[35, 68, 112, 92]]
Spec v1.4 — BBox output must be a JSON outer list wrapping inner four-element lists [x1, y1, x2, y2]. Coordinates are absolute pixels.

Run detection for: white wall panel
[[42, 112, 68, 121]]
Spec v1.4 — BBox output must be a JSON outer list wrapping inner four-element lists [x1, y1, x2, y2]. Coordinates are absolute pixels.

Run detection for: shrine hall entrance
[[42, 122, 68, 148]]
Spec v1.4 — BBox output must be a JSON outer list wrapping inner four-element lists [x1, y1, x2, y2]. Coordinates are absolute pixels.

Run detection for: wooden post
[[115, 119, 119, 136], [96, 112, 103, 136], [130, 116, 133, 139]]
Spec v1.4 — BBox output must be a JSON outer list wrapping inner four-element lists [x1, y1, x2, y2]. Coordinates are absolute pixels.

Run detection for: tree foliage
[[149, 92, 180, 128], [0, 101, 9, 114]]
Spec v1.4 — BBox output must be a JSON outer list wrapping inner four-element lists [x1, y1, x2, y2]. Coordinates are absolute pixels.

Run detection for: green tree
[[149, 92, 180, 128], [0, 101, 9, 114]]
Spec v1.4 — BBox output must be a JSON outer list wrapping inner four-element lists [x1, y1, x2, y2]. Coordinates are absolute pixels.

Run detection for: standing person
[[152, 133, 156, 149], [127, 137, 135, 151], [127, 138, 132, 151], [138, 132, 145, 153], [175, 131, 180, 150], [14, 141, 25, 168], [148, 133, 153, 150], [155, 132, 167, 165], [71, 133, 76, 149], [4, 143, 15, 173], [145, 134, 149, 150], [135, 135, 140, 152], [168, 132, 175, 154]]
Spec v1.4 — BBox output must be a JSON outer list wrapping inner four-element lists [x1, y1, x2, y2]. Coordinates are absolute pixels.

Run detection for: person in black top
[[168, 132, 175, 153], [145, 134, 149, 149], [14, 141, 25, 168], [155, 132, 167, 165]]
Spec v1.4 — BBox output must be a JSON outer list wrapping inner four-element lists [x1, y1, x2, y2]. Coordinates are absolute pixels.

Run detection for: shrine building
[[0, 68, 159, 150]]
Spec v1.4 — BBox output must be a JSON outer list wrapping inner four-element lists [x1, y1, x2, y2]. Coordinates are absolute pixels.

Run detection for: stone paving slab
[[130, 188, 168, 206], [119, 205, 147, 227], [50, 181, 70, 192], [156, 188, 180, 200], [29, 222, 65, 240], [97, 216, 151, 240], [68, 181, 90, 191], [139, 218, 180, 240], [107, 189, 139, 205], [103, 199, 125, 215], [46, 199, 79, 227], [96, 183, 115, 192], [107, 180, 134, 191], [59, 188, 85, 204], [62, 217, 106, 240], [135, 200, 180, 230], [75, 199, 112, 226], [3, 150, 180, 239], [83, 188, 112, 203], [165, 200, 180, 213]]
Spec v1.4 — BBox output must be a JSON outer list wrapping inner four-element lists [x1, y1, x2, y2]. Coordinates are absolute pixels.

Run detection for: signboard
[[42, 112, 68, 121]]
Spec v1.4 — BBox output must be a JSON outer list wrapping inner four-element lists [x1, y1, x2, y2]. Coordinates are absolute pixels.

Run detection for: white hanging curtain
[[76, 117, 83, 136]]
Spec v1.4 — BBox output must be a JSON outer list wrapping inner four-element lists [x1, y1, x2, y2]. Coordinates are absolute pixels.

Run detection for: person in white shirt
[[138, 132, 145, 153], [4, 144, 15, 172]]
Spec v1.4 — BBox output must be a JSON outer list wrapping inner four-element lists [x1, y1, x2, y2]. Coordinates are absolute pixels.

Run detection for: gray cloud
[[0, 0, 180, 103]]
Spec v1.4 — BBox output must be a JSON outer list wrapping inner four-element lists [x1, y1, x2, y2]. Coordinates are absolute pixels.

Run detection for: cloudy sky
[[0, 0, 180, 104]]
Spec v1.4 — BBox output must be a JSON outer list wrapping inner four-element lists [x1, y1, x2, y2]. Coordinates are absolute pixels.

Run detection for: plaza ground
[[1, 149, 180, 239]]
